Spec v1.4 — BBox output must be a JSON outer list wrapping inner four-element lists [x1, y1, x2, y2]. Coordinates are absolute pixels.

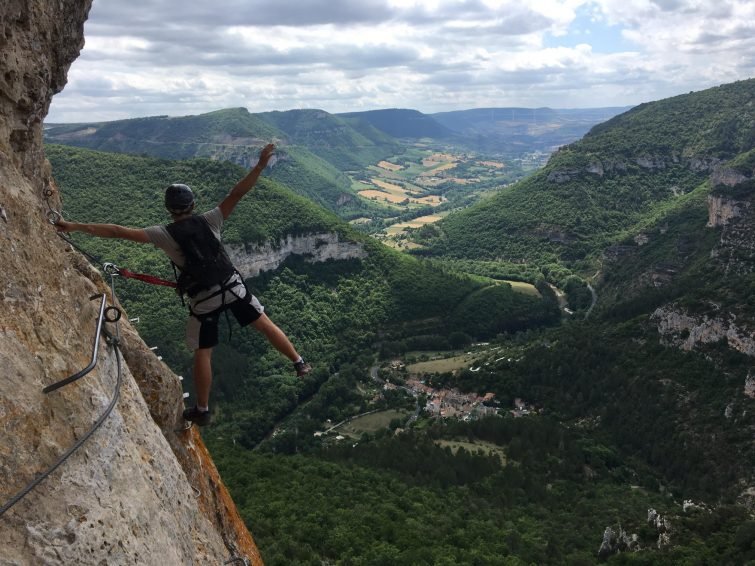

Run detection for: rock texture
[[227, 232, 367, 278], [546, 154, 719, 184], [708, 192, 754, 274], [651, 306, 755, 358], [0, 2, 261, 564], [707, 194, 746, 227]]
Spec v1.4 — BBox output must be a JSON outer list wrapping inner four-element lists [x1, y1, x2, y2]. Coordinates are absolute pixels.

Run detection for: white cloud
[[46, 0, 755, 122]]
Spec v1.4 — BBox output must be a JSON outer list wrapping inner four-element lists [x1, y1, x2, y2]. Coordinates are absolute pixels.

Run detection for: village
[[381, 357, 538, 422], [312, 353, 539, 442]]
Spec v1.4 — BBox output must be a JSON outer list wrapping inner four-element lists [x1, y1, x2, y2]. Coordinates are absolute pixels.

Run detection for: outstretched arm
[[219, 143, 275, 220], [55, 220, 150, 243]]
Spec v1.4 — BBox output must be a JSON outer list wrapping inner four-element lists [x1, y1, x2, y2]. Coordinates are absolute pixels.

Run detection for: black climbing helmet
[[164, 183, 195, 214]]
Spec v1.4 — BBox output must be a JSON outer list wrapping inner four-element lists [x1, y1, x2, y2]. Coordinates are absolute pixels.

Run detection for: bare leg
[[193, 347, 213, 407], [251, 313, 300, 362]]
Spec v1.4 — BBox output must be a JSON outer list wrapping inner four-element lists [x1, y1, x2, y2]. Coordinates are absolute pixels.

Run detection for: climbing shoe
[[183, 405, 211, 426], [294, 359, 312, 378]]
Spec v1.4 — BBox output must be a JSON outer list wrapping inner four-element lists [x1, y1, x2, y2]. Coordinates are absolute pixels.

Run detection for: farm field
[[351, 146, 528, 250], [407, 353, 479, 375], [377, 160, 403, 171], [357, 173, 448, 208], [385, 214, 444, 236], [339, 409, 411, 437]]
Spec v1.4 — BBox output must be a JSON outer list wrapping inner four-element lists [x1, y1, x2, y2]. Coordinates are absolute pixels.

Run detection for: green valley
[[44, 80, 755, 564]]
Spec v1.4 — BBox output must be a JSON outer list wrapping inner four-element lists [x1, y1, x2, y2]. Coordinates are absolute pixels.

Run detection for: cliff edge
[[0, 2, 261, 564]]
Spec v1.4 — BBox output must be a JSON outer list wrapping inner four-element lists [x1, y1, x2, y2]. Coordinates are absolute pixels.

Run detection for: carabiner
[[46, 210, 62, 225], [103, 262, 121, 276]]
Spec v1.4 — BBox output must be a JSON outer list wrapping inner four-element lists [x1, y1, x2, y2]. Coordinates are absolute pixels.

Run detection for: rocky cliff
[[227, 232, 367, 278], [0, 2, 261, 564]]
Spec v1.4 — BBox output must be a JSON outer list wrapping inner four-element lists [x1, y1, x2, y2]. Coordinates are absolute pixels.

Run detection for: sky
[[47, 0, 755, 123]]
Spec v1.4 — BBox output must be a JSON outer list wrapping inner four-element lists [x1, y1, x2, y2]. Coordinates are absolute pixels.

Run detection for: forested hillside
[[338, 108, 455, 139], [47, 144, 558, 447], [419, 79, 755, 273], [256, 108, 400, 170], [44, 108, 389, 216]]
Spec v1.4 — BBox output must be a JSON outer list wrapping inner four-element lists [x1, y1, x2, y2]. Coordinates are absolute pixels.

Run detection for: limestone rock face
[[651, 306, 755, 358], [227, 232, 368, 278], [707, 194, 746, 227], [0, 2, 261, 564], [707, 191, 755, 274]]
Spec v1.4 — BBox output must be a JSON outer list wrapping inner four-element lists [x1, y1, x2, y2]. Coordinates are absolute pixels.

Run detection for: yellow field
[[420, 162, 457, 176], [371, 178, 414, 195], [348, 217, 372, 225], [359, 184, 444, 207], [415, 195, 444, 205], [386, 214, 443, 235], [478, 160, 505, 168], [358, 190, 407, 204], [378, 161, 403, 171]]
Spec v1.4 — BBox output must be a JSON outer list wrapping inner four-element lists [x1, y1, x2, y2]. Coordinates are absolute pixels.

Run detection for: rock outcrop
[[0, 2, 261, 564], [547, 154, 719, 184], [707, 191, 754, 274], [227, 232, 367, 278], [707, 194, 747, 227], [597, 524, 639, 559], [651, 305, 755, 358]]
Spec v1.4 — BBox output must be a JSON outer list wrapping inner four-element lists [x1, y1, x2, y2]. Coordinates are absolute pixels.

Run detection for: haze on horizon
[[48, 0, 755, 123]]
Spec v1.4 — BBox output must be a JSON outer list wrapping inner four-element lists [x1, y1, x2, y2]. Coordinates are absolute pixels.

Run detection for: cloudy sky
[[48, 0, 755, 123]]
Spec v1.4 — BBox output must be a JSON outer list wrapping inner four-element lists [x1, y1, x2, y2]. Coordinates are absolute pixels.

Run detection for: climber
[[54, 143, 311, 426]]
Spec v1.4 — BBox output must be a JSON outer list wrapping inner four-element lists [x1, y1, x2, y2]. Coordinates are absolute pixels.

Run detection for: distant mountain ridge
[[44, 107, 389, 216], [338, 106, 629, 154], [338, 108, 455, 139], [422, 79, 755, 265]]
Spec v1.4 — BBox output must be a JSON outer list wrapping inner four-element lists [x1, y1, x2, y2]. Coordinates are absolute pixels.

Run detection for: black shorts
[[187, 295, 264, 350]]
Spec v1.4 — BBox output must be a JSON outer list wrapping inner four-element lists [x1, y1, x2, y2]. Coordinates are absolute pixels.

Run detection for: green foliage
[[211, 415, 752, 565], [468, 322, 755, 500]]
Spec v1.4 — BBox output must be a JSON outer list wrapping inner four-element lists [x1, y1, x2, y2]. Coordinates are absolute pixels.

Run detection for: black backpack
[[166, 215, 236, 299]]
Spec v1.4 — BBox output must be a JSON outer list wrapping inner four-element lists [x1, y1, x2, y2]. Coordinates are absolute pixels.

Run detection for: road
[[585, 283, 598, 319]]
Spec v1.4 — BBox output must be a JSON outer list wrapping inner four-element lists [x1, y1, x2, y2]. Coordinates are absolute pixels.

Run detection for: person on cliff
[[55, 143, 311, 426]]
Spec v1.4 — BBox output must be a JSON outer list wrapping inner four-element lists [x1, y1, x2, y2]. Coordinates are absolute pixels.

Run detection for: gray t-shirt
[[145, 207, 247, 314]]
